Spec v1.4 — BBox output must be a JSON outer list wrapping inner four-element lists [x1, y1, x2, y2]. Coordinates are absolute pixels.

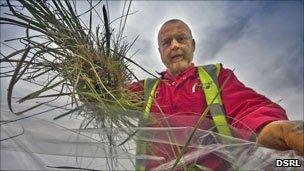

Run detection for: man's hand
[[257, 120, 304, 156]]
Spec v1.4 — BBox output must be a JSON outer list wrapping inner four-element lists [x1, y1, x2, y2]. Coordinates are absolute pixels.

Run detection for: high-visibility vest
[[136, 63, 232, 170]]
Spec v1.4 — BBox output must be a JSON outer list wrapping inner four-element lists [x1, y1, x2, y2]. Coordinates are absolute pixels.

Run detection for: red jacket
[[130, 64, 288, 170]]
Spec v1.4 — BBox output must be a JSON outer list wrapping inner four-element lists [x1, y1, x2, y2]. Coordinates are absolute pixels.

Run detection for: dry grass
[[0, 0, 150, 132]]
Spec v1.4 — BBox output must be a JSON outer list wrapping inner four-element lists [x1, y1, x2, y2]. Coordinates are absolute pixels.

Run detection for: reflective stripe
[[197, 66, 222, 104], [209, 104, 226, 117], [136, 140, 147, 154], [144, 79, 160, 118], [198, 64, 232, 137], [213, 115, 231, 136], [136, 139, 148, 171], [136, 131, 148, 171], [201, 64, 221, 87], [136, 79, 160, 171], [136, 165, 146, 171]]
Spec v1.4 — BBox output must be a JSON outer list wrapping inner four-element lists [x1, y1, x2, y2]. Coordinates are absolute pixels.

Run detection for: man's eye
[[177, 35, 188, 43], [162, 40, 171, 46]]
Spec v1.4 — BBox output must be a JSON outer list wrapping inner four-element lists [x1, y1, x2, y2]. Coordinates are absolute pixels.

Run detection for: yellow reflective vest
[[136, 63, 232, 170]]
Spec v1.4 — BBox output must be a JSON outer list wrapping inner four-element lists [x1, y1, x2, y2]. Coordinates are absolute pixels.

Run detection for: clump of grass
[[0, 0, 152, 131]]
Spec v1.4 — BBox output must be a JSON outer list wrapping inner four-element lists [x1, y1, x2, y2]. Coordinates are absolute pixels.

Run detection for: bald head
[[158, 19, 193, 45]]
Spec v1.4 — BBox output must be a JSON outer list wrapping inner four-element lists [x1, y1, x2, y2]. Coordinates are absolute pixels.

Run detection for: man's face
[[158, 22, 195, 76]]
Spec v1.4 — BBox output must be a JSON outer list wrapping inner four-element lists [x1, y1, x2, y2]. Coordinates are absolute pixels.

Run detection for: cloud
[[200, 14, 252, 61], [211, 1, 303, 119]]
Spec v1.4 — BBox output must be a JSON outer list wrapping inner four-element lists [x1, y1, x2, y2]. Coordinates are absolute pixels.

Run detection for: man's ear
[[192, 39, 196, 51]]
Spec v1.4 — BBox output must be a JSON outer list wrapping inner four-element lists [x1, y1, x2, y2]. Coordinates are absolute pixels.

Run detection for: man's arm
[[125, 80, 145, 108], [219, 67, 288, 132], [218, 67, 303, 155]]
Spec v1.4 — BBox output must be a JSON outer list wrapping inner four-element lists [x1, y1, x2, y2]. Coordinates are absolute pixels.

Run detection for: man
[[130, 19, 303, 170]]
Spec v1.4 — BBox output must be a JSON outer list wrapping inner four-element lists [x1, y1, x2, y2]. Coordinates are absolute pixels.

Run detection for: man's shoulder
[[126, 80, 144, 92], [195, 63, 222, 68], [196, 63, 233, 71], [195, 63, 235, 83]]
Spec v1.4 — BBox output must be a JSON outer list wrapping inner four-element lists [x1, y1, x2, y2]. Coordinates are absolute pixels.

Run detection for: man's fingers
[[257, 120, 304, 156], [284, 121, 304, 155], [257, 121, 289, 150]]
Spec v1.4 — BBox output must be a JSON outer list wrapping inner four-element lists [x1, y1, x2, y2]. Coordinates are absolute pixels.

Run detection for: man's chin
[[169, 62, 189, 75]]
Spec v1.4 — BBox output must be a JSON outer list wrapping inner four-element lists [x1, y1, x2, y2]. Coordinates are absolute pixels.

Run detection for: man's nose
[[170, 38, 180, 50]]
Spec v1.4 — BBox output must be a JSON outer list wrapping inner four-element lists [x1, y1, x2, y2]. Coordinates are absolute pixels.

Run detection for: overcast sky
[[1, 1, 303, 120]]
